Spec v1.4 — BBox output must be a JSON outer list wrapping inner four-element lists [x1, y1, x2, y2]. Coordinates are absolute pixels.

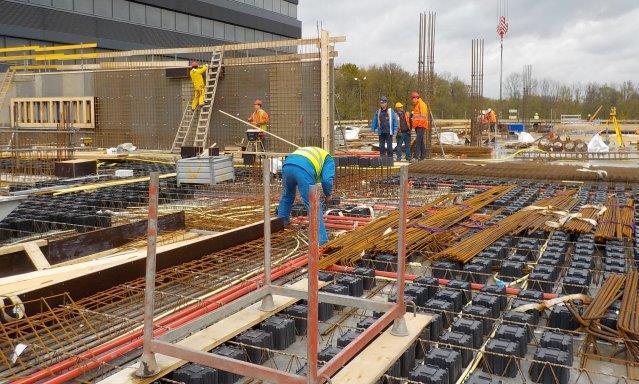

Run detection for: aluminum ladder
[[171, 50, 223, 153], [0, 67, 16, 112]]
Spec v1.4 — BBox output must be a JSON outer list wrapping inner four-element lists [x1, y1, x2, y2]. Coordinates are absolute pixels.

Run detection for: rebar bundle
[[556, 204, 606, 234], [434, 193, 577, 263], [319, 196, 450, 269], [319, 186, 511, 268], [594, 196, 635, 241], [408, 160, 639, 183], [373, 185, 512, 255]]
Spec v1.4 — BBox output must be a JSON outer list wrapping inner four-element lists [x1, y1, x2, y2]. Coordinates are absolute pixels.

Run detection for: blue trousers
[[414, 128, 426, 160], [395, 132, 411, 161], [378, 133, 393, 157], [277, 164, 328, 245]]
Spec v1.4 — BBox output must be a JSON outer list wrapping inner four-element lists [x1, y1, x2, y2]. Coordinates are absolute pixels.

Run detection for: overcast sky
[[298, 0, 639, 98]]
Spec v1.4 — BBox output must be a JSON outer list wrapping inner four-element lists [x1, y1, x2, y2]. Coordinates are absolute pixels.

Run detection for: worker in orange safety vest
[[248, 99, 270, 131], [410, 91, 430, 160], [189, 61, 208, 110]]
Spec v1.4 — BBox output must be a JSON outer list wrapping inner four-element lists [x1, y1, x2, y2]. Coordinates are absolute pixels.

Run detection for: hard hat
[[254, 99, 263, 106], [411, 91, 420, 98], [190, 61, 199, 68], [487, 108, 492, 112], [395, 102, 404, 108], [379, 96, 388, 103]]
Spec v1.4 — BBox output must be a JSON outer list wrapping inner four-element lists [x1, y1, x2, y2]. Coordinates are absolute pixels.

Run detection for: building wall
[[3, 58, 325, 152], [0, 0, 300, 53]]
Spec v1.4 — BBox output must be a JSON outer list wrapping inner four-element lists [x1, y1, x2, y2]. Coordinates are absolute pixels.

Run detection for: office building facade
[[0, 0, 301, 53]]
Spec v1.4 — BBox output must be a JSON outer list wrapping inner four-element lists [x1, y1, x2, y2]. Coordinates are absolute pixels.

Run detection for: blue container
[[508, 123, 524, 133]]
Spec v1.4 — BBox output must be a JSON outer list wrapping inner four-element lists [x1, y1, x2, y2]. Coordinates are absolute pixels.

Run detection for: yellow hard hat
[[395, 102, 404, 108]]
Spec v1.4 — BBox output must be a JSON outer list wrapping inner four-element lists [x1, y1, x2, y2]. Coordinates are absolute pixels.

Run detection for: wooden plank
[[98, 278, 318, 384], [331, 313, 431, 384], [23, 241, 51, 270], [0, 240, 46, 257], [95, 36, 346, 59], [47, 212, 185, 264]]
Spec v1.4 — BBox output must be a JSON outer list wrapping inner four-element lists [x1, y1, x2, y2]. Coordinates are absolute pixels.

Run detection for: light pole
[[354, 76, 366, 121]]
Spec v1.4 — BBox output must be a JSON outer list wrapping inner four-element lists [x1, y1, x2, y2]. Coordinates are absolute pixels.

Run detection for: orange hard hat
[[411, 91, 420, 99], [254, 99, 263, 106], [190, 61, 199, 68]]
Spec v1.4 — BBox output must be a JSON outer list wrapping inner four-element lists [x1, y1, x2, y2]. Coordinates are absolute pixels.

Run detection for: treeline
[[334, 63, 639, 121]]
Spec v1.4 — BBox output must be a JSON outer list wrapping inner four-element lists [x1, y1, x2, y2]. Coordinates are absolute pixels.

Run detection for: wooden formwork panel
[[10, 97, 96, 128]]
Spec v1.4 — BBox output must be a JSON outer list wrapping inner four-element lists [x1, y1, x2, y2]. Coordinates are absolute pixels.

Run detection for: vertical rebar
[[307, 184, 320, 384], [391, 166, 409, 337], [136, 171, 160, 377], [260, 157, 275, 311]]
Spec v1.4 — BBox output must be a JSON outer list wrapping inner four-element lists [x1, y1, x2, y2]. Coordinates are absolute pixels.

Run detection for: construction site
[[1, 3, 639, 384]]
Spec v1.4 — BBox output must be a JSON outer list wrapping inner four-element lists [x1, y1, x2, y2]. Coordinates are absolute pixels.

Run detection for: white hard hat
[[487, 108, 492, 112]]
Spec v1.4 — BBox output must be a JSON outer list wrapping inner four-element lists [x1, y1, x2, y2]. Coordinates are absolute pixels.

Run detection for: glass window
[[175, 12, 188, 32], [161, 9, 175, 30], [245, 29, 255, 43], [244, 0, 255, 5], [289, 3, 297, 18], [112, 0, 129, 21], [202, 19, 214, 37], [188, 15, 201, 35], [254, 0, 263, 8], [214, 21, 225, 39], [224, 24, 235, 41], [30, 0, 52, 6], [235, 26, 245, 42], [146, 5, 161, 27], [254, 30, 264, 42], [73, 0, 93, 14], [52, 0, 72, 10], [272, 0, 280, 13], [130, 2, 145, 24], [263, 0, 272, 11], [93, 0, 112, 17], [280, 1, 287, 15]]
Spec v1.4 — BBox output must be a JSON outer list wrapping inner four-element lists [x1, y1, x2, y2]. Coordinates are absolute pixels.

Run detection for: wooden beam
[[23, 241, 51, 270], [34, 43, 97, 52], [320, 30, 332, 152], [0, 240, 46, 257], [95, 36, 346, 59], [331, 313, 431, 384], [97, 278, 320, 384]]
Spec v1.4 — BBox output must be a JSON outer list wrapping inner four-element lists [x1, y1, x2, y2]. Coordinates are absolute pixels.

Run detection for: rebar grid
[[0, 230, 305, 380]]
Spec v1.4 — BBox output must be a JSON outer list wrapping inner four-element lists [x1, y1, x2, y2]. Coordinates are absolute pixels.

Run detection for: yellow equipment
[[606, 107, 624, 148]]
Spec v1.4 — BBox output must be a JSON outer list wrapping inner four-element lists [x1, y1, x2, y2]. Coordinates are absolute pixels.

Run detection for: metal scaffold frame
[[134, 163, 413, 384]]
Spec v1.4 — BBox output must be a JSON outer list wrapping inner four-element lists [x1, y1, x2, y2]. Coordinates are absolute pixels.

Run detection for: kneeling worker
[[277, 146, 335, 245]]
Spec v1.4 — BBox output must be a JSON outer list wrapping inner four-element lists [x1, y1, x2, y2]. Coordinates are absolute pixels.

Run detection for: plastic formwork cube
[[452, 318, 484, 348], [414, 276, 440, 298], [484, 339, 519, 378], [259, 316, 296, 350], [409, 364, 449, 384], [234, 329, 274, 364], [462, 306, 494, 336], [439, 331, 473, 365], [172, 364, 218, 384], [211, 345, 246, 384], [494, 325, 528, 357], [424, 348, 462, 384], [529, 347, 571, 384]]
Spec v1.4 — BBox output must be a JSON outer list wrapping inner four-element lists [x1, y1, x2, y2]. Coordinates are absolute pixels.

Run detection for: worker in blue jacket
[[278, 146, 335, 245], [370, 96, 399, 157]]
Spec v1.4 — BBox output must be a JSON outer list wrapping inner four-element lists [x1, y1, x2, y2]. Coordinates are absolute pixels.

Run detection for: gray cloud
[[299, 0, 639, 97]]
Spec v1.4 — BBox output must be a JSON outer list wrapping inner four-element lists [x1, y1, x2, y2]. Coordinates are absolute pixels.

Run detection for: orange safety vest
[[249, 109, 270, 131], [411, 98, 429, 129]]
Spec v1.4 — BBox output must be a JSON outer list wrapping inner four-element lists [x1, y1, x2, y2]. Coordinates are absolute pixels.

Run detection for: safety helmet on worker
[[254, 99, 263, 106], [379, 96, 388, 103], [395, 102, 404, 109], [190, 61, 199, 68], [487, 108, 492, 113]]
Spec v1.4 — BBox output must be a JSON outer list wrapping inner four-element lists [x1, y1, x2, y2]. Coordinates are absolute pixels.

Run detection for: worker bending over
[[277, 146, 335, 245], [189, 61, 208, 110], [410, 91, 430, 160]]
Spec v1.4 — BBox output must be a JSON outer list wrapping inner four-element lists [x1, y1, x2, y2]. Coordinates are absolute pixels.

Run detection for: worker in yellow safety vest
[[277, 146, 335, 245], [189, 61, 208, 110]]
